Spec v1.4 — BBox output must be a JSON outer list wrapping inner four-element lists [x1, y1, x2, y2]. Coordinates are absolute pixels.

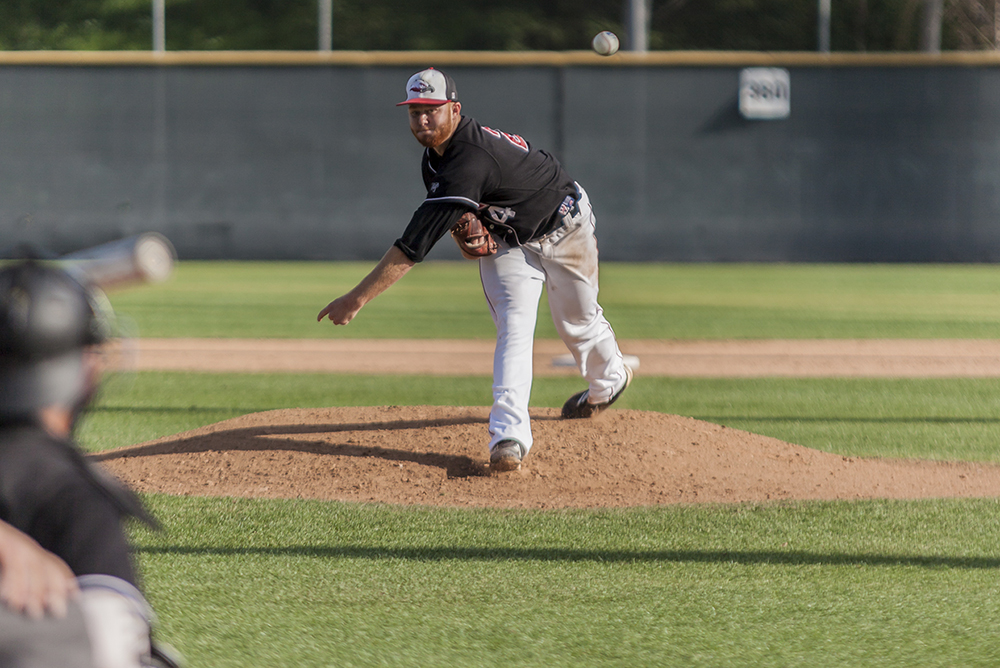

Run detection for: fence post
[[319, 0, 333, 52], [152, 0, 165, 52]]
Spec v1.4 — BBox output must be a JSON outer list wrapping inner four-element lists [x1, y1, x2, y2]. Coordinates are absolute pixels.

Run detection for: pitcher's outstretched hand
[[317, 295, 361, 325]]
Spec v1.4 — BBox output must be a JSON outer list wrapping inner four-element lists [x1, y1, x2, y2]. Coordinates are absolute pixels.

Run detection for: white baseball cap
[[396, 68, 459, 106]]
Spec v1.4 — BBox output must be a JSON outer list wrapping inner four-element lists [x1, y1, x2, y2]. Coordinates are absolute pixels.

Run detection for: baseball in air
[[592, 31, 620, 56]]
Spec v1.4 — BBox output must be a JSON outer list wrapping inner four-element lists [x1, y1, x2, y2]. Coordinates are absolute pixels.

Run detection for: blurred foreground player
[[0, 261, 179, 668], [0, 518, 94, 668]]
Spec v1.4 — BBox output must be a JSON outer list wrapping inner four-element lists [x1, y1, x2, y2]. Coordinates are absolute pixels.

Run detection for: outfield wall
[[1, 51, 999, 262]]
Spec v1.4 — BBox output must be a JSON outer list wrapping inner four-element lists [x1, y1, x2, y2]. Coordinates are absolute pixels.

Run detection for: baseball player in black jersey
[[318, 68, 631, 471], [0, 261, 179, 668], [0, 519, 96, 668]]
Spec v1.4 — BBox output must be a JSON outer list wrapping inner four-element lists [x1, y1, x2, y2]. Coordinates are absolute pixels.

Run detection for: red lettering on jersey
[[482, 126, 529, 152], [502, 131, 529, 151]]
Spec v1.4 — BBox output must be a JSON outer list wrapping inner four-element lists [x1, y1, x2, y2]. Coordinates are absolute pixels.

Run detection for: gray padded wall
[[0, 63, 998, 261], [562, 66, 1000, 262]]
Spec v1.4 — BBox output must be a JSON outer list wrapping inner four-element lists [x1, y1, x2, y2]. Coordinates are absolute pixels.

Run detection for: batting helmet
[[0, 261, 111, 421]]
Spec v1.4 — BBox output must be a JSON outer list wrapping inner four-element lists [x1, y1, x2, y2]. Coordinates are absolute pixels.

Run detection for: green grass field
[[106, 261, 1000, 339], [84, 262, 1000, 667]]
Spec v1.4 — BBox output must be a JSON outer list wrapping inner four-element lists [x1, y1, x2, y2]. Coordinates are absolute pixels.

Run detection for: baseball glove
[[451, 211, 498, 259]]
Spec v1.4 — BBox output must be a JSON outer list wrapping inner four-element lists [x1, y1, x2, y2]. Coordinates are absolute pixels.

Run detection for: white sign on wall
[[739, 67, 791, 120]]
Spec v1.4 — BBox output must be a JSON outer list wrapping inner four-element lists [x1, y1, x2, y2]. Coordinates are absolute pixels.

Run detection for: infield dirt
[[93, 338, 1000, 507]]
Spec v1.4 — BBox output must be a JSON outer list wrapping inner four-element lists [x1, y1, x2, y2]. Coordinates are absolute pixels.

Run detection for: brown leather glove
[[450, 211, 498, 259]]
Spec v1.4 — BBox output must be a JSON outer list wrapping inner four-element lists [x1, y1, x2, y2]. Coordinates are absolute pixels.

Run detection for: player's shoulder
[[455, 116, 531, 153], [0, 426, 88, 511], [431, 118, 501, 172], [0, 424, 67, 467], [448, 116, 490, 151]]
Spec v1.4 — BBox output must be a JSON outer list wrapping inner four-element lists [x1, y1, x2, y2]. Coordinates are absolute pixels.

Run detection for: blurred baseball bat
[[60, 232, 176, 291]]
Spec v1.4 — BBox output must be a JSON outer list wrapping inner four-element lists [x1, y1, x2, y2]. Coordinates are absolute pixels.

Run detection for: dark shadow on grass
[[92, 406, 260, 414], [89, 417, 490, 478], [135, 544, 1000, 570], [697, 416, 1000, 424]]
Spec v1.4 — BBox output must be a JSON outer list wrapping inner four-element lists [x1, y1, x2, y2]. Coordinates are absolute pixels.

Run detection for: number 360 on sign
[[739, 67, 791, 120]]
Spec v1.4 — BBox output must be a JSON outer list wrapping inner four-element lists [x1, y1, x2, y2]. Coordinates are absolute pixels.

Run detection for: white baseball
[[592, 31, 619, 56]]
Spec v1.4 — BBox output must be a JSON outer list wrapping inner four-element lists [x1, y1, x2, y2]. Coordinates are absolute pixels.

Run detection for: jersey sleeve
[[393, 202, 471, 262]]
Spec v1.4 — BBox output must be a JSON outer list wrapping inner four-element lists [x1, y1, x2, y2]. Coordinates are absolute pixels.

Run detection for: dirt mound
[[93, 406, 1000, 508]]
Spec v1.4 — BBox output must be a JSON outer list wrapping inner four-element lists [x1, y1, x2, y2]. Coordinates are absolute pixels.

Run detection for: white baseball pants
[[77, 575, 153, 668], [479, 184, 627, 453]]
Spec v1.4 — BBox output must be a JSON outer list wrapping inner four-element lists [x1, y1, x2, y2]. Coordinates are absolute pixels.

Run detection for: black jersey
[[0, 423, 154, 586], [394, 116, 578, 262]]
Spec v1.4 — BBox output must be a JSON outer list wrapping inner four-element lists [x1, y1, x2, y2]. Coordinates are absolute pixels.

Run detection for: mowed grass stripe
[[104, 261, 1000, 339]]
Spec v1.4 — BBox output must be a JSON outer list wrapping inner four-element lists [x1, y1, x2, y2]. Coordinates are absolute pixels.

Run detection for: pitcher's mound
[[93, 406, 1000, 508]]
